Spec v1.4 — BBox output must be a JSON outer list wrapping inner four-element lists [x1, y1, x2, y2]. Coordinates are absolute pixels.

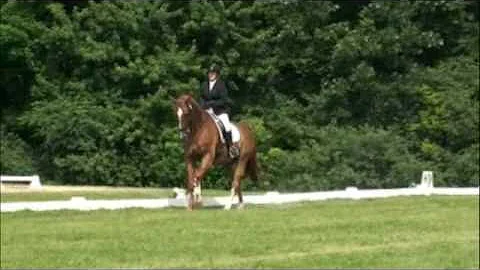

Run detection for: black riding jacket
[[199, 79, 232, 115]]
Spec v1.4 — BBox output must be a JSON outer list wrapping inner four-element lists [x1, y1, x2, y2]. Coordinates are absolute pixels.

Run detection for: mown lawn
[[1, 196, 478, 268]]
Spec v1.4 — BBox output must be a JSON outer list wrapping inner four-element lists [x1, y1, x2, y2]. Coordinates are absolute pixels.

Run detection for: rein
[[179, 98, 209, 143]]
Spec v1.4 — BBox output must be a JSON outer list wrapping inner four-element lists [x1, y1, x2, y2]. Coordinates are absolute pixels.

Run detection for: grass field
[[0, 185, 253, 202], [1, 195, 478, 268]]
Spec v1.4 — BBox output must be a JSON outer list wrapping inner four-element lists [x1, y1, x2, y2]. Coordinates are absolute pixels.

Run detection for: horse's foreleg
[[193, 153, 214, 181], [186, 191, 194, 211], [186, 160, 195, 211], [192, 153, 214, 207], [193, 182, 202, 205]]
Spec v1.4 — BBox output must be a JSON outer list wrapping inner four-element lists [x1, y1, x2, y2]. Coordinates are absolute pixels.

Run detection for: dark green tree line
[[1, 0, 478, 190]]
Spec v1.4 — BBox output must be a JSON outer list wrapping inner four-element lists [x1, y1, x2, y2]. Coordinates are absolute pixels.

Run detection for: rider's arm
[[209, 81, 229, 107], [217, 81, 232, 107]]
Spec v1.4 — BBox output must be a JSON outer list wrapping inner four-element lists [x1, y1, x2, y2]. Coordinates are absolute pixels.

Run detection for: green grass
[[0, 187, 246, 202], [1, 196, 478, 268]]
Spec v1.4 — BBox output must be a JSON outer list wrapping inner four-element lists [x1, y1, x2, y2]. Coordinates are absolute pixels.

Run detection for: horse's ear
[[184, 95, 193, 110]]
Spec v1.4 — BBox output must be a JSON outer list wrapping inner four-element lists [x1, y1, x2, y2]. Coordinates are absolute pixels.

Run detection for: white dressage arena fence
[[0, 175, 42, 189], [1, 171, 478, 213], [1, 186, 478, 213]]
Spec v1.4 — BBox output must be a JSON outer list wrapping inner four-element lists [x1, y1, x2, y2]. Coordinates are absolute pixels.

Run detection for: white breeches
[[206, 108, 232, 132], [217, 113, 232, 132]]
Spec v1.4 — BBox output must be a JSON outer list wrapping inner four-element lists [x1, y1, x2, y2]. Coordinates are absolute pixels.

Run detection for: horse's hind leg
[[237, 188, 244, 210], [225, 160, 246, 210], [224, 187, 235, 210]]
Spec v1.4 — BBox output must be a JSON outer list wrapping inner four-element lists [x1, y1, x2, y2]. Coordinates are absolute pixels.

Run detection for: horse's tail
[[246, 151, 259, 182], [239, 121, 259, 182]]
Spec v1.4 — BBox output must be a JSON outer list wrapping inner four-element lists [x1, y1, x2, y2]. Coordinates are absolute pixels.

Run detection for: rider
[[199, 64, 238, 158]]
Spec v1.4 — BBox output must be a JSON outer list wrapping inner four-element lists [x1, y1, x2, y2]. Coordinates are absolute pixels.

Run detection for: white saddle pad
[[206, 111, 240, 143], [231, 124, 240, 143]]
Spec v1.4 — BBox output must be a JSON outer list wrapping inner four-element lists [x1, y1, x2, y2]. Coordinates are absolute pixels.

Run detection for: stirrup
[[229, 145, 240, 158]]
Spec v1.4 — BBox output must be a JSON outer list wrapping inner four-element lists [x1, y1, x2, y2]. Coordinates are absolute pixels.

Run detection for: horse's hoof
[[224, 205, 232, 210], [238, 204, 245, 210]]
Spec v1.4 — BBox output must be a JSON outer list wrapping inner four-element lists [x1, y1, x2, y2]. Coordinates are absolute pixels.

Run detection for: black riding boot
[[225, 131, 239, 158], [225, 131, 233, 152]]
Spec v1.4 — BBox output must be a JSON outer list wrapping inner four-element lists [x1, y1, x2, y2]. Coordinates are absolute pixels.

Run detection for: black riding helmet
[[208, 64, 221, 74]]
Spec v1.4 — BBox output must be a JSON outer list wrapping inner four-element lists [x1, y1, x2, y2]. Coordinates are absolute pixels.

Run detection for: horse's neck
[[189, 106, 208, 135]]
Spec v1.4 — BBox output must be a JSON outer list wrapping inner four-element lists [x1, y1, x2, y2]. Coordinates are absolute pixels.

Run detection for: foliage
[[260, 125, 430, 191], [0, 126, 34, 175], [1, 0, 478, 189]]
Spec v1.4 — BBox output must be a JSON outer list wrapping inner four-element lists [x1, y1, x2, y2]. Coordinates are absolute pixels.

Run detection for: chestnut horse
[[174, 94, 258, 211]]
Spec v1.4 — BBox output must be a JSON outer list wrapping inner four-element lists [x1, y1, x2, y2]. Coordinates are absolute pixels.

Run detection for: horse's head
[[173, 94, 200, 135]]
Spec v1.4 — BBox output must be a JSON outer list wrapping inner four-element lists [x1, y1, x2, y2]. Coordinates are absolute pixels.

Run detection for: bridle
[[176, 103, 193, 139]]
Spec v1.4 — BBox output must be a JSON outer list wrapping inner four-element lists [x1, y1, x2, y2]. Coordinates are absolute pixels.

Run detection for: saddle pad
[[206, 111, 240, 144], [231, 125, 240, 143]]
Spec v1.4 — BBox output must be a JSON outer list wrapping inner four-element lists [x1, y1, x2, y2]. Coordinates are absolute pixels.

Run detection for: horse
[[173, 94, 258, 211]]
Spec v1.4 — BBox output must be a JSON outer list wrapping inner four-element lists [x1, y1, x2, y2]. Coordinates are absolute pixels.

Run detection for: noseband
[[177, 107, 192, 139]]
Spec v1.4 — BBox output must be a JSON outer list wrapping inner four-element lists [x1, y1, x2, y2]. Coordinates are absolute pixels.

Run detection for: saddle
[[206, 110, 228, 144], [206, 110, 241, 159]]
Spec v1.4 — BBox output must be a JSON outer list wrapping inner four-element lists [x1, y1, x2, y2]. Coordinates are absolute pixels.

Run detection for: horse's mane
[[179, 94, 209, 133], [185, 94, 202, 112]]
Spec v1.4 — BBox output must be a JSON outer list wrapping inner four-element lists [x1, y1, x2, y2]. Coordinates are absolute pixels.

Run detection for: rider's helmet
[[208, 64, 221, 74]]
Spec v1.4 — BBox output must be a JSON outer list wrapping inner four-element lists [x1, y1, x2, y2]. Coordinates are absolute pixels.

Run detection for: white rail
[[1, 186, 478, 213], [0, 175, 42, 189]]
